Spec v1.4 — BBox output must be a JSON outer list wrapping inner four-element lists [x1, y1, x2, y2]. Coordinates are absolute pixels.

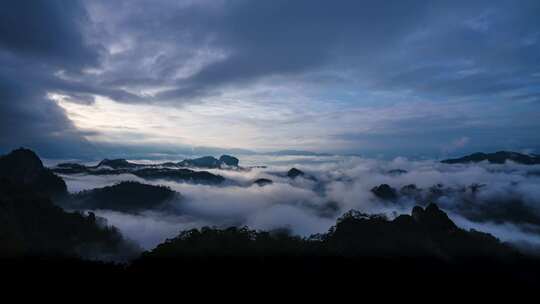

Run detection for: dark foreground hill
[[3, 203, 539, 291], [0, 178, 138, 259], [442, 151, 540, 165], [126, 204, 539, 290], [137, 203, 516, 260]]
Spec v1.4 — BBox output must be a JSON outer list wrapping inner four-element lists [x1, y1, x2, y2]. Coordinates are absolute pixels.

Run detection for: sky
[[1, 0, 540, 158]]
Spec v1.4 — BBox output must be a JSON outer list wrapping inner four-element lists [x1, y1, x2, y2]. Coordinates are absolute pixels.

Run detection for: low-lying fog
[[56, 155, 540, 252]]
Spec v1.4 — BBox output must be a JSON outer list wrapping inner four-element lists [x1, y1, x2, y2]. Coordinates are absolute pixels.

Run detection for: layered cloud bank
[[2, 1, 540, 158], [57, 155, 540, 252]]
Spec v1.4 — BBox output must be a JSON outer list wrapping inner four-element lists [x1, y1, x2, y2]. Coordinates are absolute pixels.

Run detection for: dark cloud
[[107, 0, 539, 103], [0, 0, 99, 68], [1, 0, 539, 156], [92, 0, 434, 100], [0, 0, 99, 157]]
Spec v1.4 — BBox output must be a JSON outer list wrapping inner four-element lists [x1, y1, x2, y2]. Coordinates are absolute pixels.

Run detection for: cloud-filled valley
[[54, 154, 540, 253]]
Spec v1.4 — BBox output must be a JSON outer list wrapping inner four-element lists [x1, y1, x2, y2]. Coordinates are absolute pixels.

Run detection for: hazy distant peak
[[178, 155, 240, 169], [442, 151, 540, 165], [97, 158, 139, 169]]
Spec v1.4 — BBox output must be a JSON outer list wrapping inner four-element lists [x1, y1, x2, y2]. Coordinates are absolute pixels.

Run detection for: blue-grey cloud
[[1, 0, 539, 156], [0, 0, 100, 157]]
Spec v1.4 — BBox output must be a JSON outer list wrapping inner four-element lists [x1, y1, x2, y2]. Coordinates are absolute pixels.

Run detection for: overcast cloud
[[1, 0, 539, 157]]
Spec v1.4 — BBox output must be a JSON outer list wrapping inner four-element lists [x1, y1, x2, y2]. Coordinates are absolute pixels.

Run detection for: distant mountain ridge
[[442, 151, 540, 165], [178, 154, 239, 168], [58, 154, 240, 171], [53, 157, 227, 185]]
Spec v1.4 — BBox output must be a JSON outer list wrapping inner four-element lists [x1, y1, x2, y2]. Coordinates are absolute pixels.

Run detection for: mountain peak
[[371, 184, 398, 201], [412, 203, 457, 231], [0, 148, 66, 197], [219, 155, 239, 167], [287, 168, 304, 178], [178, 155, 240, 169], [2, 147, 44, 172]]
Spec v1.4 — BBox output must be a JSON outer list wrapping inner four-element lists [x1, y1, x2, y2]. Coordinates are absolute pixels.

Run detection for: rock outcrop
[[253, 178, 273, 187], [371, 184, 398, 201], [287, 168, 305, 179]]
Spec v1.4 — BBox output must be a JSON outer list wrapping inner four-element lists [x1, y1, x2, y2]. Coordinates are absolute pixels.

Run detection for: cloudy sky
[[1, 0, 539, 158]]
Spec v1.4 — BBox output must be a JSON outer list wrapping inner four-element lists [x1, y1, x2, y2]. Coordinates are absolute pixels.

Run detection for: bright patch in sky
[[52, 92, 348, 150]]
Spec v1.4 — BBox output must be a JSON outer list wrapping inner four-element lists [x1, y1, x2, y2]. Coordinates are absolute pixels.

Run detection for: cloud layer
[[1, 0, 540, 156], [58, 155, 540, 253]]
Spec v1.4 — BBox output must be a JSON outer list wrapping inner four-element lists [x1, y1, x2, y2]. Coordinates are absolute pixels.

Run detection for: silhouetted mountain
[[287, 168, 305, 178], [371, 184, 398, 201], [411, 203, 457, 231], [56, 158, 147, 173], [53, 162, 226, 185], [133, 168, 225, 184], [219, 155, 239, 167], [387, 169, 407, 175], [56, 154, 242, 173], [442, 151, 540, 165], [253, 178, 273, 186], [97, 158, 142, 169], [178, 155, 240, 169], [54, 162, 89, 174], [0, 178, 137, 259], [0, 148, 67, 197], [178, 156, 220, 168], [65, 181, 179, 213]]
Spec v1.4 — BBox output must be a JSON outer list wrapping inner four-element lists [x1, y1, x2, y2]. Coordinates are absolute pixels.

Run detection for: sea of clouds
[[56, 155, 540, 253]]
